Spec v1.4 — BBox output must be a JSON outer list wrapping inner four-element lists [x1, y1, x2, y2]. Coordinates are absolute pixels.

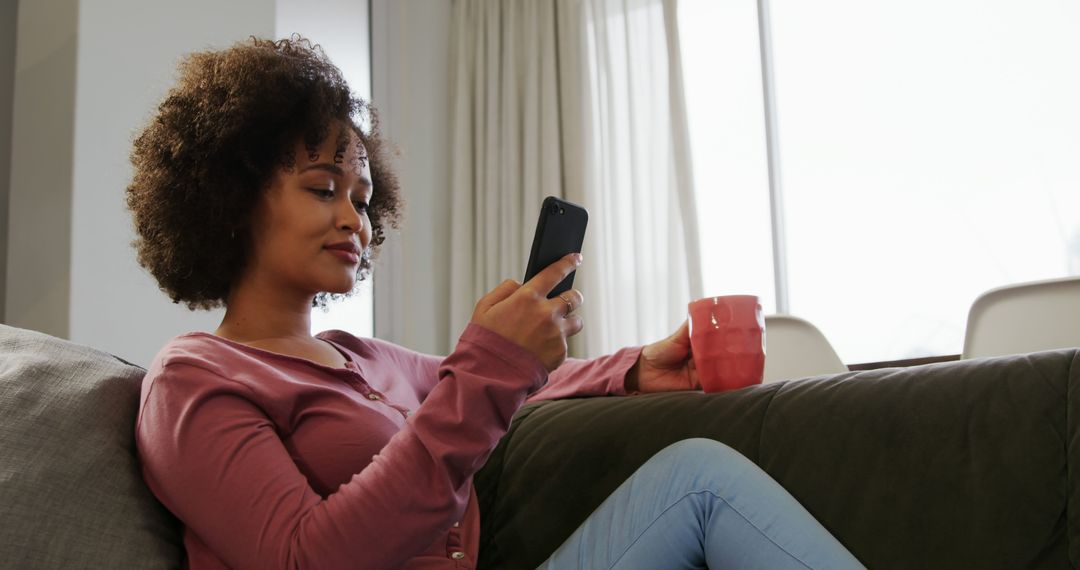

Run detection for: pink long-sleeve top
[[135, 323, 641, 569]]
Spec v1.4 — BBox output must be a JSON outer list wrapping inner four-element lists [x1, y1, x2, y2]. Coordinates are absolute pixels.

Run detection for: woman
[[128, 37, 863, 569]]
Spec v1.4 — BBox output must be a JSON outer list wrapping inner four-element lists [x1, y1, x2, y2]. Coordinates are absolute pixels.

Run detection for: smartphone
[[523, 196, 589, 299]]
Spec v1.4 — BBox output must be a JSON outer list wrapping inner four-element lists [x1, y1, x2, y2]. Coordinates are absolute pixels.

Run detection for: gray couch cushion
[[0, 324, 181, 568]]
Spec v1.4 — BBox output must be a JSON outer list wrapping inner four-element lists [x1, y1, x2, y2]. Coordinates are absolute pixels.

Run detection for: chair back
[[962, 276, 1080, 359], [763, 315, 847, 382]]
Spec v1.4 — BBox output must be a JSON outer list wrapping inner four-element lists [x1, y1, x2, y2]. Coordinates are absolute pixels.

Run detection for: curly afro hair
[[126, 36, 402, 311]]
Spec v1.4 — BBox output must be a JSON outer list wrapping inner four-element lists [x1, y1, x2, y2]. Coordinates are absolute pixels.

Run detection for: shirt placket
[[446, 521, 469, 567], [341, 371, 412, 420]]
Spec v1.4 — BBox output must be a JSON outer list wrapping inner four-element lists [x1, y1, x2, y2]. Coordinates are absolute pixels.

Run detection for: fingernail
[[574, 253, 583, 266]]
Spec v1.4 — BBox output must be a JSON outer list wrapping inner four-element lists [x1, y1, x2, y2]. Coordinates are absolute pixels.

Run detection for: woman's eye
[[309, 188, 334, 199], [353, 201, 369, 212]]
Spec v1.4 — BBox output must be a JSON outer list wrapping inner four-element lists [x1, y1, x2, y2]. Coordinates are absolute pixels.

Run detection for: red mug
[[688, 295, 766, 393]]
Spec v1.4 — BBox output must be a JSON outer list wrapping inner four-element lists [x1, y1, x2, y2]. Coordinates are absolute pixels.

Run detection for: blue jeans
[[538, 439, 865, 570]]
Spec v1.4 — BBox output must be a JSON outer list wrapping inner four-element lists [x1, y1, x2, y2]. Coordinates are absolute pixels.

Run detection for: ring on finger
[[558, 293, 574, 318]]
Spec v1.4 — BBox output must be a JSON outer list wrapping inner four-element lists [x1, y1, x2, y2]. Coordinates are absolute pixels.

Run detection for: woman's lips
[[325, 248, 359, 264]]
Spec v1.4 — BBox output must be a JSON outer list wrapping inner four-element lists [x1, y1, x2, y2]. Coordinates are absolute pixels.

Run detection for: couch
[[2, 322, 1078, 569]]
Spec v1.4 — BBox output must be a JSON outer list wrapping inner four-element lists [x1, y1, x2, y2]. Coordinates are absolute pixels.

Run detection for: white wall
[[6, 0, 78, 339], [6, 0, 419, 365], [371, 0, 454, 356], [276, 0, 371, 101], [67, 0, 275, 366]]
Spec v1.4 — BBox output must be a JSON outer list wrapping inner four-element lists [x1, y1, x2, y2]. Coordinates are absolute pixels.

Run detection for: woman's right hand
[[470, 253, 585, 372]]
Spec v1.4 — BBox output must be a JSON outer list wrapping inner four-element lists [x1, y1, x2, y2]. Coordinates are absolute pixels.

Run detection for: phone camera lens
[[559, 207, 565, 214], [549, 204, 560, 214]]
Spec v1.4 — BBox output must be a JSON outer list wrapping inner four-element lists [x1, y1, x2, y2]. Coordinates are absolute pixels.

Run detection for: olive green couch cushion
[[476, 349, 1080, 569]]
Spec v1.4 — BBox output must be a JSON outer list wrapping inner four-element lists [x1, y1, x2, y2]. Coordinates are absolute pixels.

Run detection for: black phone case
[[523, 196, 589, 299]]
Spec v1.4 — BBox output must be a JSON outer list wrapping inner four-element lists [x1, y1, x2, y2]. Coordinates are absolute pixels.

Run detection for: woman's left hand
[[625, 320, 701, 393]]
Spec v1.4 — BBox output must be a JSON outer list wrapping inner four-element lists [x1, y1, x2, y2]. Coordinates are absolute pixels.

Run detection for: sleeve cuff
[[457, 323, 549, 390], [608, 345, 644, 396]]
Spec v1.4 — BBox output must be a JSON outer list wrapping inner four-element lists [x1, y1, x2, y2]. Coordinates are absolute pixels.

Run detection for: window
[[681, 0, 776, 314], [680, 0, 1080, 363], [277, 0, 375, 339], [311, 279, 375, 339]]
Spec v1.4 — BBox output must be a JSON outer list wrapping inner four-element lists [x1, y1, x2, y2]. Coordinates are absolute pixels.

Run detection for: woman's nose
[[337, 202, 363, 232]]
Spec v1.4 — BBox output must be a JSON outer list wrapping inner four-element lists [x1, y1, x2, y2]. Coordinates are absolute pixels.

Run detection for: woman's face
[[245, 125, 373, 300]]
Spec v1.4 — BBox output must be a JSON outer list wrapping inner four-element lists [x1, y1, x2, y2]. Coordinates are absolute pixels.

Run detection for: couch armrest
[[475, 349, 1080, 570]]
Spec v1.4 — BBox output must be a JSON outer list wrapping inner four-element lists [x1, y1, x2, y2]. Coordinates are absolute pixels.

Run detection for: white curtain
[[448, 0, 702, 357]]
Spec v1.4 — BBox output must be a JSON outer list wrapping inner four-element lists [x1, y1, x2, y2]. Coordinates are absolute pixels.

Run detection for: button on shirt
[[136, 324, 641, 569]]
